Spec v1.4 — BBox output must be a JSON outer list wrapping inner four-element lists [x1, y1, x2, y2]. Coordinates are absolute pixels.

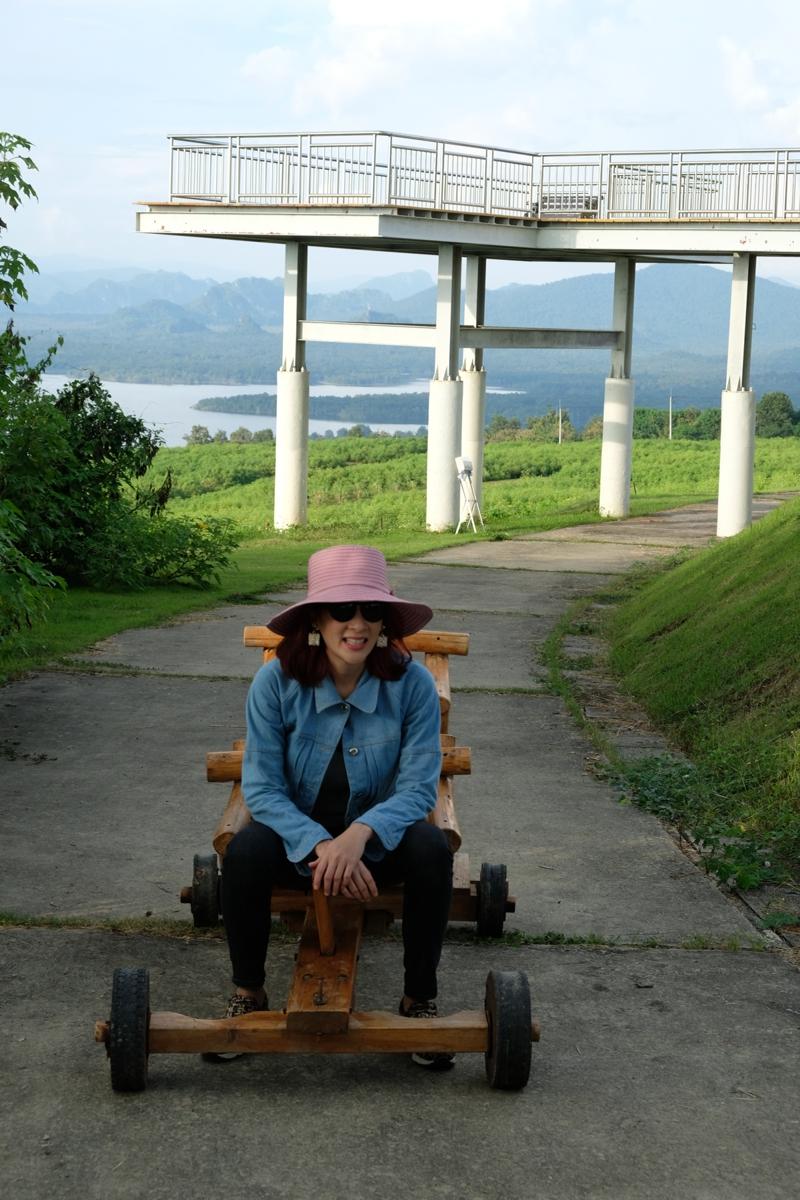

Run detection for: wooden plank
[[207, 743, 471, 784], [424, 652, 451, 729], [284, 905, 363, 1034], [426, 776, 462, 852], [313, 889, 336, 956], [407, 630, 469, 657], [453, 851, 471, 891], [206, 750, 244, 782], [144, 1008, 489, 1055], [243, 626, 281, 649], [243, 626, 469, 657], [270, 885, 477, 922], [212, 782, 251, 857]]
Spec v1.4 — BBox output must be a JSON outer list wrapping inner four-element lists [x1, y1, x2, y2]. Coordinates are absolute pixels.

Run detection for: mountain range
[[15, 264, 800, 424]]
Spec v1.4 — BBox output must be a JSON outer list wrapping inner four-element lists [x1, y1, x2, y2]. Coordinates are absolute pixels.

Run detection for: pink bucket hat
[[267, 545, 433, 638]]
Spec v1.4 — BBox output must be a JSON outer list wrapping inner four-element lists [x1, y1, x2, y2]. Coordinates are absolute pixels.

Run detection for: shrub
[[0, 499, 64, 639], [85, 508, 239, 589]]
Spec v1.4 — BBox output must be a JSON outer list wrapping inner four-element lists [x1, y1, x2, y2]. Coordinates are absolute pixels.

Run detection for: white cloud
[[719, 37, 770, 112], [764, 99, 800, 141], [328, 0, 535, 43], [240, 0, 549, 121], [241, 45, 299, 87]]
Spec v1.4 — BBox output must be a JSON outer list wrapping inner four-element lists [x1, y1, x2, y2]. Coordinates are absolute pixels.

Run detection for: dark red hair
[[275, 608, 410, 686]]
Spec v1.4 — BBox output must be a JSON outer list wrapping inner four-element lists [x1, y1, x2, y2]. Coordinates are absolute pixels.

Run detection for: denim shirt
[[242, 657, 442, 867]]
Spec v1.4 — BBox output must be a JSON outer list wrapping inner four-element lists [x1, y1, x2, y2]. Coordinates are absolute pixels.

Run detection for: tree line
[[184, 392, 799, 449], [486, 392, 800, 442]]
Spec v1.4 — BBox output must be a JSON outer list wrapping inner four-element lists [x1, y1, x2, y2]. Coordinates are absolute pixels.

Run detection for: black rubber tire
[[191, 852, 220, 927], [108, 967, 150, 1093], [484, 969, 532, 1090], [477, 862, 508, 938]]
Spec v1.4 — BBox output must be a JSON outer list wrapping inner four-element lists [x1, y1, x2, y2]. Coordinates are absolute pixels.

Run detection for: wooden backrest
[[210, 626, 471, 855], [242, 625, 469, 735]]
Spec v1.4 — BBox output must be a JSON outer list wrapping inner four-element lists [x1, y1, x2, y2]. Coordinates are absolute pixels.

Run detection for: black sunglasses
[[325, 601, 386, 623]]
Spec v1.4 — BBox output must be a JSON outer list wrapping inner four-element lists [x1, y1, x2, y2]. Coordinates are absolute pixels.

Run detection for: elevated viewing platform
[[137, 131, 800, 263], [137, 131, 800, 539]]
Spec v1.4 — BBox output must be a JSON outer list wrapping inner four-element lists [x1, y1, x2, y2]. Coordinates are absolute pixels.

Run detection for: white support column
[[426, 245, 463, 531], [717, 253, 756, 538], [274, 242, 310, 530], [460, 255, 487, 512], [599, 259, 636, 518]]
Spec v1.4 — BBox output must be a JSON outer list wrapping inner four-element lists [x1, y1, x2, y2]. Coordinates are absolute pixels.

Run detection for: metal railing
[[166, 132, 800, 221]]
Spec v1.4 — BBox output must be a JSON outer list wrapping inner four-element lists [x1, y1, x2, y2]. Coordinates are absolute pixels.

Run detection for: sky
[[5, 0, 800, 290]]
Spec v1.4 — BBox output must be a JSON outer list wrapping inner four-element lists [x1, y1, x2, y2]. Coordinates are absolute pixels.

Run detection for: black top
[[310, 739, 349, 837]]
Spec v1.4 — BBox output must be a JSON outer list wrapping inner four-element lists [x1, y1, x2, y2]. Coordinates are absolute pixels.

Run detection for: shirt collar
[[314, 671, 380, 714]]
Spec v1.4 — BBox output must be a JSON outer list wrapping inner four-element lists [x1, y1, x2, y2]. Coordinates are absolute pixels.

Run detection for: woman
[[219, 544, 454, 1069]]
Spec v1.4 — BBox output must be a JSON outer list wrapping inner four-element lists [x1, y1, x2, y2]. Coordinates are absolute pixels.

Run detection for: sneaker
[[399, 999, 455, 1071], [202, 991, 268, 1062]]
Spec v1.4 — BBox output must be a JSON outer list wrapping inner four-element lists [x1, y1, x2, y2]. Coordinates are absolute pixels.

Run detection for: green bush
[[85, 509, 239, 589], [0, 499, 64, 639]]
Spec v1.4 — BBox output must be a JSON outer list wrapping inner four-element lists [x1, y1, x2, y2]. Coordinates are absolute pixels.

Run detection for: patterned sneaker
[[203, 992, 268, 1062], [399, 999, 455, 1070]]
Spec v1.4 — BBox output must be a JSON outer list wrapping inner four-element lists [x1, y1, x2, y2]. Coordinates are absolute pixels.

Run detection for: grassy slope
[[607, 495, 800, 868]]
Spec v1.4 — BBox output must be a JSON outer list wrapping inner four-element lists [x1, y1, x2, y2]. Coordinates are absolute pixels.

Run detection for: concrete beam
[[461, 256, 487, 515], [434, 245, 462, 380], [426, 246, 463, 530], [274, 367, 310, 530], [465, 327, 622, 350], [599, 261, 637, 518], [717, 253, 757, 538], [299, 320, 621, 351], [281, 242, 307, 371], [725, 253, 756, 392], [462, 256, 486, 372], [610, 259, 636, 379], [139, 205, 800, 260], [300, 320, 436, 348]]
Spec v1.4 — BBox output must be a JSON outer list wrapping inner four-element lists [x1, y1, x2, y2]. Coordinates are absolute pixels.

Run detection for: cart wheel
[[484, 969, 532, 1091], [477, 863, 508, 937], [191, 853, 220, 927], [108, 967, 150, 1093]]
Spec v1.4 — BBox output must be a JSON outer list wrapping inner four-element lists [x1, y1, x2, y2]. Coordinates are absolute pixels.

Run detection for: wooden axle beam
[[97, 1010, 481, 1055], [95, 1010, 541, 1054]]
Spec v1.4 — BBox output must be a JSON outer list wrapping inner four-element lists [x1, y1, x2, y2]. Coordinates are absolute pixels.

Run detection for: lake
[[43, 376, 432, 446], [43, 376, 521, 446]]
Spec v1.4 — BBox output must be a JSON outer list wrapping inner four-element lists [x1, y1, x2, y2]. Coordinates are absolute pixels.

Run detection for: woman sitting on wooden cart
[[218, 544, 455, 1069]]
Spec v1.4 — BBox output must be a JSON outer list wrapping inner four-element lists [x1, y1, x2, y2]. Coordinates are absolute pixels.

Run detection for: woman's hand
[[309, 823, 378, 900]]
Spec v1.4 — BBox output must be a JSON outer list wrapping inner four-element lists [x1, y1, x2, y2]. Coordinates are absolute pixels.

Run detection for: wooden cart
[[96, 628, 539, 1091]]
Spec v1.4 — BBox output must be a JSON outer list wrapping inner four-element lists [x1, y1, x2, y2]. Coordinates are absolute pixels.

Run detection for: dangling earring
[[308, 626, 321, 647], [377, 627, 388, 648]]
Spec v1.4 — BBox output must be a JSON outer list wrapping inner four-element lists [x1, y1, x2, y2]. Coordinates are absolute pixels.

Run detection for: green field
[[148, 435, 800, 536], [3, 436, 798, 683]]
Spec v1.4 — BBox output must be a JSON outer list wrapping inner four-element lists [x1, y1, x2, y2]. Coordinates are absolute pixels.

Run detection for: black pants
[[222, 819, 453, 1000]]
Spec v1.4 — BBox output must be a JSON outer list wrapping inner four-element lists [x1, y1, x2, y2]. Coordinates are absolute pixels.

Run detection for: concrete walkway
[[2, 498, 798, 1199]]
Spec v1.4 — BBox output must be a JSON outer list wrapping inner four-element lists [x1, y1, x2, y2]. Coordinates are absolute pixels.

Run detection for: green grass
[[4, 435, 799, 686], [605, 495, 800, 880]]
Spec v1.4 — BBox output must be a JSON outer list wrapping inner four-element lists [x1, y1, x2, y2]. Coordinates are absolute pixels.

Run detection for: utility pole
[[558, 405, 563, 444], [668, 392, 673, 440]]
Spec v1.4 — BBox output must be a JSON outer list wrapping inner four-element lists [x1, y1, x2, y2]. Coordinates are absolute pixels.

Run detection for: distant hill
[[15, 263, 800, 419], [23, 270, 213, 316]]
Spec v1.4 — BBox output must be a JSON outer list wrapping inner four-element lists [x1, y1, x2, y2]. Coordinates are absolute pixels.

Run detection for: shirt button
[[347, 746, 359, 756], [341, 703, 349, 711]]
